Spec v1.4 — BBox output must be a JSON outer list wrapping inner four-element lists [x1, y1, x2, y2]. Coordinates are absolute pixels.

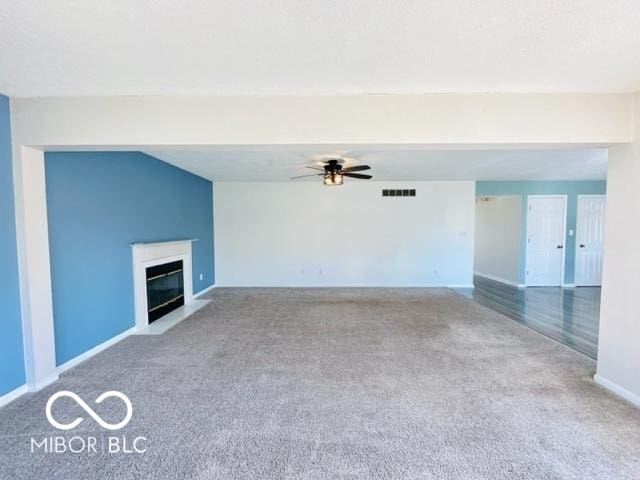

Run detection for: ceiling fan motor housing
[[324, 159, 342, 173]]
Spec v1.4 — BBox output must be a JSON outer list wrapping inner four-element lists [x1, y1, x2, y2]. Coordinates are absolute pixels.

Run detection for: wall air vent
[[382, 189, 416, 197]]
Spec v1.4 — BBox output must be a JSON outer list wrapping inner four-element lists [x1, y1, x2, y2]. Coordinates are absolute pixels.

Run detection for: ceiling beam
[[11, 93, 633, 148]]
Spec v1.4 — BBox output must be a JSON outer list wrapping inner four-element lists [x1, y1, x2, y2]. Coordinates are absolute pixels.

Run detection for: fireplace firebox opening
[[145, 260, 185, 323]]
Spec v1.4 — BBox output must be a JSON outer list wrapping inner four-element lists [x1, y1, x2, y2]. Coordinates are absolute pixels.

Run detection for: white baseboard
[[57, 326, 136, 375], [474, 271, 525, 288], [0, 384, 28, 408], [3, 372, 60, 401], [194, 283, 215, 298], [28, 373, 60, 392], [594, 374, 640, 408]]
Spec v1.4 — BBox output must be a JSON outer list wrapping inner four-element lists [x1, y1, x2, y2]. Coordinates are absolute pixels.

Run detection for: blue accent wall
[[45, 152, 214, 365], [0, 94, 26, 396], [476, 181, 606, 284]]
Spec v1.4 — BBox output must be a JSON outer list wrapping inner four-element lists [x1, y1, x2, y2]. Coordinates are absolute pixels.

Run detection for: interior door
[[526, 196, 567, 286], [575, 195, 606, 286]]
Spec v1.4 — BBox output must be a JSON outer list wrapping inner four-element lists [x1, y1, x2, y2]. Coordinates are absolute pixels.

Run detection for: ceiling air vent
[[382, 189, 416, 197]]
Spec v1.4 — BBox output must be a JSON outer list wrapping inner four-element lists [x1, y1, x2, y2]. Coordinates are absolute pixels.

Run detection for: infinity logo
[[45, 391, 133, 431]]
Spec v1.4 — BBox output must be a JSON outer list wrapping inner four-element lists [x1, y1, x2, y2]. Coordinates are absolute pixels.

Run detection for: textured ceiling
[[1, 1, 640, 96], [144, 147, 607, 182]]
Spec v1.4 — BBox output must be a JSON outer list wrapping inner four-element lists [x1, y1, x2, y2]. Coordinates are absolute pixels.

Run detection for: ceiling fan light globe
[[323, 173, 343, 186]]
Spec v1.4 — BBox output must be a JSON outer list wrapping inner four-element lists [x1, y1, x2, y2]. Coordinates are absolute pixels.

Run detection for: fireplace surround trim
[[131, 240, 195, 332]]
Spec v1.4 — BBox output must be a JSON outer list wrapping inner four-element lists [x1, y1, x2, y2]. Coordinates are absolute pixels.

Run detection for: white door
[[575, 195, 606, 286], [526, 196, 567, 286]]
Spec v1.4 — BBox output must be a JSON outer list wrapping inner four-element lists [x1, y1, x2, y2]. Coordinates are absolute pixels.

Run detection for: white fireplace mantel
[[131, 240, 195, 333]]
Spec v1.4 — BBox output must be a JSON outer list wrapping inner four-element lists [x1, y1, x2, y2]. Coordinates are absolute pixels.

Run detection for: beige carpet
[[0, 288, 638, 479]]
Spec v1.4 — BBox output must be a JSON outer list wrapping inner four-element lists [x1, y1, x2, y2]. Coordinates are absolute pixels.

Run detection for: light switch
[[569, 230, 574, 236]]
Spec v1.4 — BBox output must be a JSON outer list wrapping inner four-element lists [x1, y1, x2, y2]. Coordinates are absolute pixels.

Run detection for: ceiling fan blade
[[341, 165, 371, 173], [305, 165, 325, 171], [343, 172, 372, 180], [290, 173, 323, 179]]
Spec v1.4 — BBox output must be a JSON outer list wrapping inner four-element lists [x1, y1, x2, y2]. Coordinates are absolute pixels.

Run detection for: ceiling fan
[[290, 159, 372, 186]]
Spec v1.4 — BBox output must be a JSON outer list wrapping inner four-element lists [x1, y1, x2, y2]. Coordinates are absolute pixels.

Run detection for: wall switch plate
[[199, 273, 204, 281], [569, 229, 574, 236]]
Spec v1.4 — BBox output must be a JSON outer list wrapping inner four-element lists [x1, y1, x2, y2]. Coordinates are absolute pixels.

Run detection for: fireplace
[[132, 240, 195, 332], [145, 260, 185, 323]]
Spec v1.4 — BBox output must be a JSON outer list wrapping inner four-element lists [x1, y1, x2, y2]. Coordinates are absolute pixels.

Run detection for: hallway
[[457, 276, 600, 358]]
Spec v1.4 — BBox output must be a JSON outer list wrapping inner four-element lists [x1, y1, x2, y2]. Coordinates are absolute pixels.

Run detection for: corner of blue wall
[[45, 151, 214, 366], [0, 93, 27, 396]]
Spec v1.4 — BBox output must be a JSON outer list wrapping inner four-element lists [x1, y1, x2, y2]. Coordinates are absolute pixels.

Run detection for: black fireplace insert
[[146, 260, 184, 323]]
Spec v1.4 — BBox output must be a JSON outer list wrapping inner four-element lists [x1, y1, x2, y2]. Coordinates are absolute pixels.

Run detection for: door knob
[[579, 244, 586, 248], [557, 245, 563, 249]]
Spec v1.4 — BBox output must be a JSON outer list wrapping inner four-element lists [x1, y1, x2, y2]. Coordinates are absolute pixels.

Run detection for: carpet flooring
[[0, 288, 639, 479]]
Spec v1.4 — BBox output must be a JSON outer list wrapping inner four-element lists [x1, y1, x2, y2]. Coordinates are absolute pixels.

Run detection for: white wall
[[596, 91, 640, 406], [474, 196, 521, 286], [215, 182, 474, 287]]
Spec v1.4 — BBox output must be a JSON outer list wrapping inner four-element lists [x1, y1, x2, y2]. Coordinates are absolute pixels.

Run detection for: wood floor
[[456, 276, 600, 358]]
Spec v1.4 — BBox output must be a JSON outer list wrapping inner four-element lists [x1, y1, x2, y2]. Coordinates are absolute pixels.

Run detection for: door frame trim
[[574, 194, 606, 287], [525, 194, 568, 287]]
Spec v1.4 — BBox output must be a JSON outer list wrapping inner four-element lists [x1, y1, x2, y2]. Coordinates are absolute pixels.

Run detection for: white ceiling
[[1, 1, 640, 96], [144, 146, 607, 182]]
